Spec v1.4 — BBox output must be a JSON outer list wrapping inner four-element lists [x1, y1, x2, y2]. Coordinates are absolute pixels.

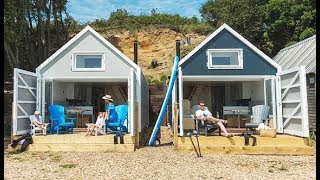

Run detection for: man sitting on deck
[[195, 101, 233, 137]]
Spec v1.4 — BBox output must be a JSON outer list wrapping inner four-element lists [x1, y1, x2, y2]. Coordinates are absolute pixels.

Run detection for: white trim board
[[47, 77, 129, 82], [182, 75, 272, 81], [178, 23, 282, 71]]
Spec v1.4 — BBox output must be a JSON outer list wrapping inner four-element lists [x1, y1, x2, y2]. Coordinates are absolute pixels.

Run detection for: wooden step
[[32, 133, 135, 144], [176, 145, 314, 155], [178, 135, 310, 147], [7, 132, 136, 153], [7, 144, 135, 153], [28, 143, 135, 152], [176, 134, 314, 155]]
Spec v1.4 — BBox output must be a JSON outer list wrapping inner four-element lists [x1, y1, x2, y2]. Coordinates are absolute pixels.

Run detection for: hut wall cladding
[[149, 84, 167, 125], [307, 87, 316, 130]]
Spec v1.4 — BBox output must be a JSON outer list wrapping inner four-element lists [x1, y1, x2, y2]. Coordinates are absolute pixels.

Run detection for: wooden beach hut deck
[[7, 128, 314, 155], [8, 130, 136, 153], [175, 128, 314, 155]]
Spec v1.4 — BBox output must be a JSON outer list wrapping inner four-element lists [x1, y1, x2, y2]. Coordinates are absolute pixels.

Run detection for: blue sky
[[67, 0, 208, 23]]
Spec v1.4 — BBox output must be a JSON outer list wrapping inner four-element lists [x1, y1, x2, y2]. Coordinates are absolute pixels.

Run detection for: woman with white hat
[[102, 94, 118, 123]]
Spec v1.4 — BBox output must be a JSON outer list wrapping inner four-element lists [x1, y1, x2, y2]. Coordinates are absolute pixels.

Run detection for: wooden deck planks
[[176, 134, 314, 155]]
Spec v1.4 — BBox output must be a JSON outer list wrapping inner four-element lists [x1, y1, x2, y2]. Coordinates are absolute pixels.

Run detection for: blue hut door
[[13, 68, 41, 135], [276, 66, 309, 137]]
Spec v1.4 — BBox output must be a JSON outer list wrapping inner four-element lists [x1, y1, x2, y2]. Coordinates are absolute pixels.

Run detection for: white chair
[[245, 105, 270, 133], [29, 115, 48, 136]]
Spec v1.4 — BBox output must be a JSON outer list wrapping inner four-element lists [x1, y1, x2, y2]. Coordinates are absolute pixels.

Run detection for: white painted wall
[[242, 82, 251, 99], [53, 82, 74, 106], [241, 81, 264, 101], [250, 81, 264, 101], [224, 83, 232, 105], [86, 87, 92, 105]]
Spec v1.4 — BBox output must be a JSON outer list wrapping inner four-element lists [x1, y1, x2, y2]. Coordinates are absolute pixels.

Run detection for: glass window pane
[[211, 51, 238, 66], [76, 55, 102, 68], [212, 57, 230, 65]]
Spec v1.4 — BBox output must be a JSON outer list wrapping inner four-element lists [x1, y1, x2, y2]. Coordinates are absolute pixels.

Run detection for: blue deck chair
[[245, 105, 270, 133], [105, 104, 128, 135], [48, 105, 75, 135]]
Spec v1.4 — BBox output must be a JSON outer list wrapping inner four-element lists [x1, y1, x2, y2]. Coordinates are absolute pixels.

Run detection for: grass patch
[[146, 76, 164, 85], [278, 165, 289, 171], [49, 153, 62, 162], [8, 150, 22, 154], [31, 152, 39, 158], [12, 157, 25, 162], [59, 163, 77, 169]]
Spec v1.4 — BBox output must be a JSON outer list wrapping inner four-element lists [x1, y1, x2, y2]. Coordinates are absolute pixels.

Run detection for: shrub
[[59, 163, 76, 169]]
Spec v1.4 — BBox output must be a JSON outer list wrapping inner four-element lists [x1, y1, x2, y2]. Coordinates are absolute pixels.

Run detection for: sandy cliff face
[[98, 28, 208, 78]]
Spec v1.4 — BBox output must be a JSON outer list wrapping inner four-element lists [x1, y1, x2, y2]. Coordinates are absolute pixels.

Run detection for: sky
[[67, 0, 208, 23]]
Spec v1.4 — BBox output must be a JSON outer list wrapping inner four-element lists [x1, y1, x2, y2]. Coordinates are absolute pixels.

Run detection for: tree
[[107, 9, 129, 27], [199, 0, 268, 52], [199, 0, 316, 56], [262, 0, 316, 56], [4, 0, 74, 81]]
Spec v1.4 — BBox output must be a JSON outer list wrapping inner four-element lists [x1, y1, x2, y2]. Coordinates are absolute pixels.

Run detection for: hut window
[[206, 49, 243, 69], [72, 53, 105, 71]]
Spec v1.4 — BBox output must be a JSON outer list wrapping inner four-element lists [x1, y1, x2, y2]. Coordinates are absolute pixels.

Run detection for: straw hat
[[102, 94, 113, 101]]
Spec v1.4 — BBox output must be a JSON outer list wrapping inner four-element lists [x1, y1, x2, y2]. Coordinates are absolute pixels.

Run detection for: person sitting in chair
[[86, 111, 105, 136], [195, 101, 233, 137], [102, 95, 118, 122], [30, 111, 45, 129]]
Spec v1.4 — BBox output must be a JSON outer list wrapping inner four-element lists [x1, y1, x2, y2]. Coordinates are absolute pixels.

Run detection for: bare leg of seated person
[[86, 125, 95, 136], [205, 116, 233, 137]]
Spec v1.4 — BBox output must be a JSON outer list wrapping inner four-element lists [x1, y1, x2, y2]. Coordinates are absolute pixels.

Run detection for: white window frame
[[72, 52, 106, 71], [206, 49, 243, 69]]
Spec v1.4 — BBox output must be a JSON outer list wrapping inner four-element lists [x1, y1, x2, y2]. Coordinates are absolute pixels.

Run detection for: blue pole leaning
[[148, 55, 179, 146]]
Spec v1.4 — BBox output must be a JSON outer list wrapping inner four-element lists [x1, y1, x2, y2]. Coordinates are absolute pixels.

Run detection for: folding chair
[[192, 105, 221, 136]]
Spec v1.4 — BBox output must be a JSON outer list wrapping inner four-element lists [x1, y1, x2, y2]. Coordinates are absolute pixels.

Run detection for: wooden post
[[134, 102, 139, 149], [173, 102, 179, 149]]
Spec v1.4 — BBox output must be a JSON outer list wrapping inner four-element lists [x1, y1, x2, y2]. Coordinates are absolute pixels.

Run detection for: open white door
[[264, 76, 277, 130], [13, 68, 40, 135], [128, 68, 136, 136], [41, 78, 53, 123], [276, 66, 309, 137]]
